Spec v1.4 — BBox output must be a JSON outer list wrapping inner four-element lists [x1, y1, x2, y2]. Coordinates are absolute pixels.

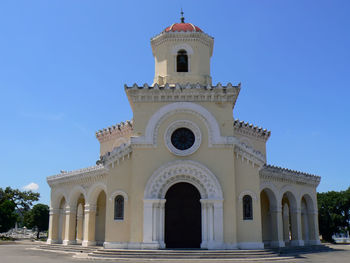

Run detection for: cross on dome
[[180, 8, 185, 23]]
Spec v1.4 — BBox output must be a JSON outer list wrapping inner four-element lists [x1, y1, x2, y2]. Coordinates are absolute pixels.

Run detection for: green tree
[[0, 199, 17, 232], [0, 187, 40, 232], [24, 204, 49, 239], [318, 188, 350, 242]]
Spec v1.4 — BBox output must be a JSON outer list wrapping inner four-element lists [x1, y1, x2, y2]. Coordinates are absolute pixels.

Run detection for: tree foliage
[[0, 187, 40, 233], [318, 187, 350, 242], [24, 204, 49, 239]]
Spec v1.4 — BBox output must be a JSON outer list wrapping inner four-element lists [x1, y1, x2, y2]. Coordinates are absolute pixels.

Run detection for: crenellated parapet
[[125, 83, 240, 108], [95, 120, 133, 143], [233, 120, 271, 142]]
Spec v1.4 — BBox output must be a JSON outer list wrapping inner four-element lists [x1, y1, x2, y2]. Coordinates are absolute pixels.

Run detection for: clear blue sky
[[0, 0, 349, 205]]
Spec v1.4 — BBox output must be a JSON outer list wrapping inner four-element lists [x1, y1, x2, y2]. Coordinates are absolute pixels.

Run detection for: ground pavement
[[1, 241, 350, 263]]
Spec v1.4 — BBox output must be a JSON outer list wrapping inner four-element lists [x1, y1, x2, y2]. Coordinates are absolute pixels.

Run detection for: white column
[[308, 211, 321, 245], [63, 206, 77, 245], [152, 202, 158, 241], [302, 211, 309, 244], [47, 208, 60, 244], [213, 200, 224, 245], [290, 208, 304, 246], [270, 205, 285, 248], [143, 200, 154, 243], [158, 199, 166, 248], [200, 200, 208, 248], [82, 204, 97, 247]]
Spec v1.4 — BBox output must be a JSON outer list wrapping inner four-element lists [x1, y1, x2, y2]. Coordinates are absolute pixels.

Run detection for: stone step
[[274, 244, 332, 255], [38, 245, 298, 261], [39, 244, 99, 253], [89, 249, 292, 260]]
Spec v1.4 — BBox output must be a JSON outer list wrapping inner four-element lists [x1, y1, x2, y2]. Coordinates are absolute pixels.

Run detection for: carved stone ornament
[[144, 160, 223, 200], [164, 120, 201, 156]]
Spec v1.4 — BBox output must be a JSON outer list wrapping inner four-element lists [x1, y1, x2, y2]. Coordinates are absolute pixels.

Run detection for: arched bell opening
[[176, 49, 188, 72], [164, 182, 201, 248]]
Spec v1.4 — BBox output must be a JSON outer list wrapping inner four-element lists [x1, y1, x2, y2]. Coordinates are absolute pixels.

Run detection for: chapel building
[[47, 17, 321, 250]]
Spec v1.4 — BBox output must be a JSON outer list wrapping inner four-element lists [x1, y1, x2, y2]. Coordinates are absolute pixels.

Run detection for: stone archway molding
[[142, 160, 224, 250], [131, 102, 235, 147], [144, 160, 223, 200]]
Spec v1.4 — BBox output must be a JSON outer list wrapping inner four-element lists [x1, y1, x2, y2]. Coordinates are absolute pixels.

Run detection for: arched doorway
[[165, 182, 201, 248]]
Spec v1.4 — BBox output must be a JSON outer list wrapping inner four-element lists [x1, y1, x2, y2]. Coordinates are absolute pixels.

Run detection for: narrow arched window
[[114, 195, 124, 220], [243, 195, 253, 220], [177, 49, 188, 72]]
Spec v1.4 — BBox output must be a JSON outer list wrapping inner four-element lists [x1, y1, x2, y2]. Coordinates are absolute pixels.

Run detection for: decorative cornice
[[47, 165, 108, 187], [233, 120, 271, 142], [234, 142, 266, 167], [260, 164, 321, 187], [96, 120, 133, 143], [124, 83, 240, 108], [99, 142, 132, 167], [151, 31, 214, 56]]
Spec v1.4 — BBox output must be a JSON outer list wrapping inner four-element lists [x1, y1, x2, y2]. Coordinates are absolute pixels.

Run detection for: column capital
[[84, 204, 96, 213], [200, 199, 223, 204], [49, 208, 60, 215], [65, 206, 76, 214], [270, 205, 282, 213], [291, 208, 301, 214], [143, 199, 166, 208]]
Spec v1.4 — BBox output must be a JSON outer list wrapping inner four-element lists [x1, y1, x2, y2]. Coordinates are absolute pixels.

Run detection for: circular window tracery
[[171, 127, 195, 150], [164, 120, 201, 156]]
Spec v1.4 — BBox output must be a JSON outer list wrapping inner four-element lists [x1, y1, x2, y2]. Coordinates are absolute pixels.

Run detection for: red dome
[[164, 23, 203, 33]]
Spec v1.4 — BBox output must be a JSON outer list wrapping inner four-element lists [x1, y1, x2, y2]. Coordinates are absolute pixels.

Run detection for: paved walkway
[[1, 242, 350, 263]]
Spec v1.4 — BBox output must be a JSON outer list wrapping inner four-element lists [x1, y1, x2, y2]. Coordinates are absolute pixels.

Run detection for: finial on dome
[[180, 8, 185, 23]]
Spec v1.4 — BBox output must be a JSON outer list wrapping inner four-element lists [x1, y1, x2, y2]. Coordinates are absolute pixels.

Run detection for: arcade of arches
[[47, 18, 321, 249]]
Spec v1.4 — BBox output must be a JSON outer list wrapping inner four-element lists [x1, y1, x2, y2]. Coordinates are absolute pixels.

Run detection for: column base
[[82, 240, 96, 247], [46, 239, 58, 244], [290, 240, 304, 246], [270, 240, 285, 248], [237, 242, 264, 250], [63, 240, 76, 245], [207, 241, 225, 249]]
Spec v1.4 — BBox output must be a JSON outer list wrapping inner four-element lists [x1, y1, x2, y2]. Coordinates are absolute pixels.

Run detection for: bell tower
[[151, 14, 214, 86]]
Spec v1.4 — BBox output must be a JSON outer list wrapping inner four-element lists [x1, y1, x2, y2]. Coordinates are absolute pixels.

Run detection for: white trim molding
[[109, 190, 129, 202], [144, 160, 223, 199], [171, 43, 194, 55], [131, 102, 234, 148], [238, 190, 258, 202], [164, 120, 201, 156], [143, 160, 224, 249]]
